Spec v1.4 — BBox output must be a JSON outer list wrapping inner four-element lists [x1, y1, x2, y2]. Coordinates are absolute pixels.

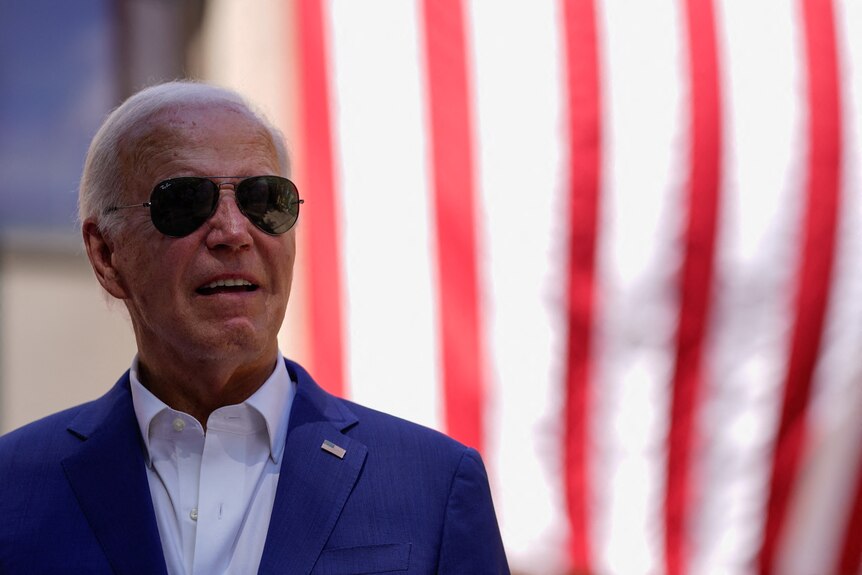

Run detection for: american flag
[[278, 1, 862, 573]]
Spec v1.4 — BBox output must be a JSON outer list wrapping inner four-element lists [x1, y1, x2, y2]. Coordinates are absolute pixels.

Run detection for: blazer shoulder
[[0, 402, 97, 525], [0, 374, 130, 465], [286, 358, 471, 460], [339, 397, 476, 467], [0, 402, 89, 451]]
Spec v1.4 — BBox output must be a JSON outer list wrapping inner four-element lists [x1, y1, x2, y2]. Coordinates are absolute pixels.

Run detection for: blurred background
[[1, 1, 861, 574]]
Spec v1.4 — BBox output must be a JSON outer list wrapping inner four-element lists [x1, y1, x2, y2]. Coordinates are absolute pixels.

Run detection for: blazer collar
[[62, 373, 168, 575], [258, 359, 368, 574]]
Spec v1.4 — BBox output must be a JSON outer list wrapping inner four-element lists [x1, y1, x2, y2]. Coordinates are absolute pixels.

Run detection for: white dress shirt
[[129, 353, 295, 575]]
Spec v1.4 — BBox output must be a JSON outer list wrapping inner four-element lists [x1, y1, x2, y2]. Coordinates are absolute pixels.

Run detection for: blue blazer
[[0, 359, 509, 574]]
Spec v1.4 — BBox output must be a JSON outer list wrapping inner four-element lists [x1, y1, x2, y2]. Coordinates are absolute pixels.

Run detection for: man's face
[[101, 104, 295, 370]]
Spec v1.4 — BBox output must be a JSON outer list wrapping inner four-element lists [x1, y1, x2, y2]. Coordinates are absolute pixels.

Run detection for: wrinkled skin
[[83, 103, 295, 425]]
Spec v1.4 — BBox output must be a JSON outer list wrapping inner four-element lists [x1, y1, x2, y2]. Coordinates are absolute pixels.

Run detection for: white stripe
[[690, 2, 805, 573], [593, 1, 687, 572], [328, 0, 442, 431], [776, 2, 862, 572], [467, 0, 569, 572]]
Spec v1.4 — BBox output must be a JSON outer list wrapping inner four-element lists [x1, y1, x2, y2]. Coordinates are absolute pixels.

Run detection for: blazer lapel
[[258, 361, 367, 574], [62, 375, 167, 575]]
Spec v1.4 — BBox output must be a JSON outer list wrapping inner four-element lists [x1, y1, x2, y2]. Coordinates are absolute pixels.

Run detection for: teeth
[[202, 278, 253, 290]]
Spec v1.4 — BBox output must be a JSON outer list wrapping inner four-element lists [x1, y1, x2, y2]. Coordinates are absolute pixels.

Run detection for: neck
[[136, 350, 278, 428]]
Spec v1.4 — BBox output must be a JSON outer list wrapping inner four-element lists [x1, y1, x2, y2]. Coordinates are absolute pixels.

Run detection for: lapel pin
[[321, 440, 347, 459]]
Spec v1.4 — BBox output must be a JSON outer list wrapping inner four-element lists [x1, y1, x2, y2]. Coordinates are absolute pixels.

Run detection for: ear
[[82, 219, 130, 300]]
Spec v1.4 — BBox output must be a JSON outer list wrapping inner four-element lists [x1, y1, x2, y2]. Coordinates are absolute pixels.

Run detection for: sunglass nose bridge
[[213, 184, 239, 203], [212, 179, 238, 191]]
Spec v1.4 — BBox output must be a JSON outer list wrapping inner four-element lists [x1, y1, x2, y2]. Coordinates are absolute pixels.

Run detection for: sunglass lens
[[150, 178, 218, 237], [237, 176, 300, 234]]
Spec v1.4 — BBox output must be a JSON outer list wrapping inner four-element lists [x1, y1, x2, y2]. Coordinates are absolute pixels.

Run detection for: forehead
[[124, 103, 279, 179]]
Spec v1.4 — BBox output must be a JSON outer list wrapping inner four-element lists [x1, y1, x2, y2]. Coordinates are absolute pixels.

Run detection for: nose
[[204, 186, 254, 250]]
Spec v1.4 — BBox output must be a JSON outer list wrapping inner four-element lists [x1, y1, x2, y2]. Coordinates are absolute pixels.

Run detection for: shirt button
[[172, 418, 186, 432], [190, 508, 198, 521]]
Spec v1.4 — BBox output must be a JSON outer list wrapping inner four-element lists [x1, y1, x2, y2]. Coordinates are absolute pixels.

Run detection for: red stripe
[[420, 0, 486, 449], [837, 452, 862, 573], [293, 0, 346, 397], [561, 0, 602, 570], [757, 0, 842, 572], [664, 1, 723, 574]]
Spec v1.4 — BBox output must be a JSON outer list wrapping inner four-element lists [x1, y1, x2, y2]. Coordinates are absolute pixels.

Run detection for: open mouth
[[196, 278, 259, 296]]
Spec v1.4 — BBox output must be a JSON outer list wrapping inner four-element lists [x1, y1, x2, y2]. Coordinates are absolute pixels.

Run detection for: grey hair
[[78, 80, 290, 237]]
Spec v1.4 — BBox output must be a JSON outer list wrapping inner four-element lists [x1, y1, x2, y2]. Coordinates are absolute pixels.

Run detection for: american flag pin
[[321, 440, 347, 459]]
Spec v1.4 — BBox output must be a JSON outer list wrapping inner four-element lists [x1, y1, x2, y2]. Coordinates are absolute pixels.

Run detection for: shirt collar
[[129, 352, 295, 466], [245, 352, 294, 464]]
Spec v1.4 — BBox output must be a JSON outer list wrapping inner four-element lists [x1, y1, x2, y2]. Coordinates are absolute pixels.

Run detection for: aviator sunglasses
[[105, 175, 304, 237]]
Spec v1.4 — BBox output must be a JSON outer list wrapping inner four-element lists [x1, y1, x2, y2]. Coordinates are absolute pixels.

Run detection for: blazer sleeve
[[437, 448, 510, 574]]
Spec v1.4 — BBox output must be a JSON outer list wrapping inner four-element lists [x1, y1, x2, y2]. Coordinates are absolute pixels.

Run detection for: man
[[0, 81, 508, 574]]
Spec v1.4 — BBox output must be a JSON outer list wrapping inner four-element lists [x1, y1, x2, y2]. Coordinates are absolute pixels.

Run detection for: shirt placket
[[191, 406, 266, 575], [171, 414, 205, 575]]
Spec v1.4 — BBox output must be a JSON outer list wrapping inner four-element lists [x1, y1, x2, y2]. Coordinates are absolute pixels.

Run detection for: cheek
[[273, 235, 297, 284], [282, 251, 297, 291], [113, 238, 186, 304], [110, 247, 145, 298]]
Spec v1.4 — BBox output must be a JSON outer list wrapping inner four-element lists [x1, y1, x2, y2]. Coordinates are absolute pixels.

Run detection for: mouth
[[196, 278, 259, 296]]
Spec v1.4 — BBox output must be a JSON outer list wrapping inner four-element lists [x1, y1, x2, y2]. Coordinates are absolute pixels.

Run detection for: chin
[[195, 322, 267, 356]]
